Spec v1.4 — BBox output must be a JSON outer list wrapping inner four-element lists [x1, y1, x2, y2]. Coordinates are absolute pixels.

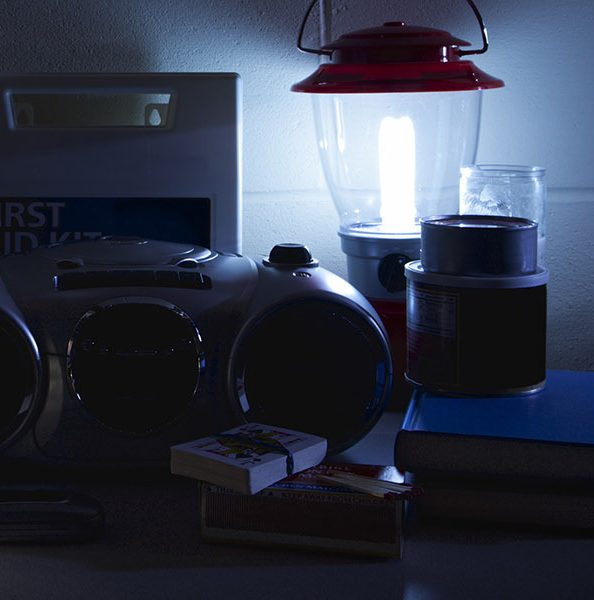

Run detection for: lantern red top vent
[[292, 16, 504, 94]]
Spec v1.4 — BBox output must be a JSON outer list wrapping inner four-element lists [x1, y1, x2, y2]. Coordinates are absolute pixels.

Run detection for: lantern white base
[[338, 232, 421, 301]]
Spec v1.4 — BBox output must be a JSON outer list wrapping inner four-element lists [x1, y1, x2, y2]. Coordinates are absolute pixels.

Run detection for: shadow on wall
[[0, 0, 312, 73], [0, 0, 153, 72], [0, 0, 324, 193], [325, 0, 494, 44], [322, 0, 546, 54]]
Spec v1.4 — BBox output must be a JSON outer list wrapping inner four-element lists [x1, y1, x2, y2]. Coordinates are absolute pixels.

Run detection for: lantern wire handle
[[297, 0, 490, 57], [459, 0, 489, 55], [297, 0, 332, 56]]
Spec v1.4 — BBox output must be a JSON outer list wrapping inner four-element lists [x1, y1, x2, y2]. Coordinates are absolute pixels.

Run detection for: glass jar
[[459, 165, 547, 266]]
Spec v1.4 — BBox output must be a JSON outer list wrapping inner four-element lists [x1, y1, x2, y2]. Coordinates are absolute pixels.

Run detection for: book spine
[[407, 477, 594, 531], [395, 430, 594, 485]]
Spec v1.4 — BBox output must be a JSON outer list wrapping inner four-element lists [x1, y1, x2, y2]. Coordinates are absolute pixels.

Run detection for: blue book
[[395, 370, 594, 487]]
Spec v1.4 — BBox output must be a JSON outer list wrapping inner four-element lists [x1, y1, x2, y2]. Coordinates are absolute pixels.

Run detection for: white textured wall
[[0, 0, 592, 369]]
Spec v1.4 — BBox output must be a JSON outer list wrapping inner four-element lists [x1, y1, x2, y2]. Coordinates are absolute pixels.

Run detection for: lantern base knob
[[338, 231, 420, 301], [378, 253, 410, 293]]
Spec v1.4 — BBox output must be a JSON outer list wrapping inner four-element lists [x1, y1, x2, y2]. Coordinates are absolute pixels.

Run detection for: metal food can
[[405, 215, 548, 395]]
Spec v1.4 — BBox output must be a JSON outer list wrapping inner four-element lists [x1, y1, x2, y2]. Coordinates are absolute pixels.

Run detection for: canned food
[[405, 215, 548, 395]]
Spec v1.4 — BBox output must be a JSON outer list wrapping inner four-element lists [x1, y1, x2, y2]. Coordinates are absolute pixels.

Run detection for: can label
[[406, 283, 460, 387], [407, 286, 457, 338], [406, 279, 547, 395]]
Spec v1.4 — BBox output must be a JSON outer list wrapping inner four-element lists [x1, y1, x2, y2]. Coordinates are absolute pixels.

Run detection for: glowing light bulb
[[378, 116, 417, 234]]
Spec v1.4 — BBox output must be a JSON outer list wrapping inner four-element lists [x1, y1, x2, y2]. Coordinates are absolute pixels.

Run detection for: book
[[198, 464, 408, 558], [394, 370, 594, 488], [170, 423, 327, 494], [404, 473, 594, 531]]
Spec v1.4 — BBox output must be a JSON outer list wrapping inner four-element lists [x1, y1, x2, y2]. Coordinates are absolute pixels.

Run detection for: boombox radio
[[0, 237, 393, 472], [0, 74, 391, 474]]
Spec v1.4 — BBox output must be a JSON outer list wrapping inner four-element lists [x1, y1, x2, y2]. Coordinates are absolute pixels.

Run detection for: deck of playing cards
[[170, 423, 327, 494]]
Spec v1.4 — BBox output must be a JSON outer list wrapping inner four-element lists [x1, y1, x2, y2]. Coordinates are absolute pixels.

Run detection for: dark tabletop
[[1, 413, 593, 600]]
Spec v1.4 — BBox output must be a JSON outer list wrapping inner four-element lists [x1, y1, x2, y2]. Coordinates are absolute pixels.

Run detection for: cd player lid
[[43, 236, 214, 266]]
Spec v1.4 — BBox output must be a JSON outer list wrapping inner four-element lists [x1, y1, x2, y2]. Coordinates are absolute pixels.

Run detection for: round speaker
[[67, 299, 203, 434], [230, 298, 392, 453], [0, 311, 41, 449]]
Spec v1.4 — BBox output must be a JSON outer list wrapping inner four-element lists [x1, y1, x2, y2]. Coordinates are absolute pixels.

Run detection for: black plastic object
[[54, 269, 212, 290], [420, 215, 538, 276], [264, 243, 319, 267], [0, 487, 104, 543]]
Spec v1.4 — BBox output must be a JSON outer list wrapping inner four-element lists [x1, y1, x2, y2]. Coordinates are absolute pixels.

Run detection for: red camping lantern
[[292, 0, 504, 406]]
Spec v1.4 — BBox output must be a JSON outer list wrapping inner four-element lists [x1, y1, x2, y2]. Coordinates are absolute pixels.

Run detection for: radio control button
[[56, 258, 84, 270], [176, 259, 199, 269], [265, 244, 319, 267]]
